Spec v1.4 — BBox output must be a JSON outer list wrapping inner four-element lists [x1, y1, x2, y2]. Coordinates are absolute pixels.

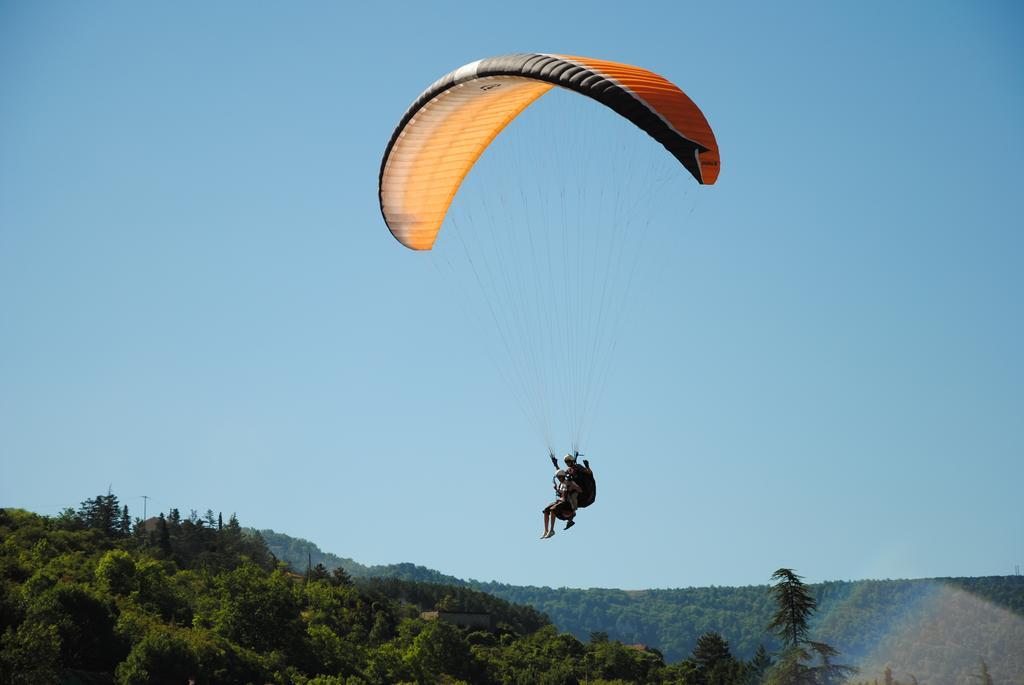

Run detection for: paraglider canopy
[[379, 53, 720, 250]]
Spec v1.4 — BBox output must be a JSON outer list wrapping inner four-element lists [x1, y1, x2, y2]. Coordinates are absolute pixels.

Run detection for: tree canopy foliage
[[4, 496, 1021, 684], [0, 495, 761, 684], [263, 530, 1024, 682]]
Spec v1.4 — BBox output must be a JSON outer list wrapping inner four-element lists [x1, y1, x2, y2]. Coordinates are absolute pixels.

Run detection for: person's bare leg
[[544, 509, 558, 538]]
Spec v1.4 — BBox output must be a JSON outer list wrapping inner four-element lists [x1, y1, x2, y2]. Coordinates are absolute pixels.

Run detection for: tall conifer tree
[[767, 568, 816, 648]]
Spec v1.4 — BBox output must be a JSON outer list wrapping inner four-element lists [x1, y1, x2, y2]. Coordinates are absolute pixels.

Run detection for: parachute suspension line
[[495, 188, 549, 445], [428, 245, 538, 444], [573, 132, 681, 448], [522, 179, 559, 454], [428, 251, 534, 439], [447, 208, 554, 452], [569, 115, 618, 449], [561, 182, 576, 451], [502, 185, 555, 449], [572, 109, 598, 450], [566, 182, 582, 451], [578, 130, 629, 446], [577, 162, 687, 444], [568, 94, 601, 451], [430, 86, 702, 456]]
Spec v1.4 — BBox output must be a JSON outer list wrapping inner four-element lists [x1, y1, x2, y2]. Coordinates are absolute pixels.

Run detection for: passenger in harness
[[541, 468, 581, 539]]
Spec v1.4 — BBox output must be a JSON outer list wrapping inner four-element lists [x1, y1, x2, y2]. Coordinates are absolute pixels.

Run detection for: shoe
[[565, 520, 575, 530]]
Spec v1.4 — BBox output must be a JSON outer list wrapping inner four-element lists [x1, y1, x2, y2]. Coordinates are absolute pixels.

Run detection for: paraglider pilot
[[557, 451, 592, 486]]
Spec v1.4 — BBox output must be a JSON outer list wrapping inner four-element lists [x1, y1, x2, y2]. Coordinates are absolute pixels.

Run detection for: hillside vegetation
[[264, 528, 1024, 683], [0, 494, 760, 684], [3, 494, 1020, 684]]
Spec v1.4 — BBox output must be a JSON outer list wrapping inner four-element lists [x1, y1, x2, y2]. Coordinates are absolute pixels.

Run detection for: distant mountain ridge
[[256, 529, 467, 585], [258, 528, 1024, 665]]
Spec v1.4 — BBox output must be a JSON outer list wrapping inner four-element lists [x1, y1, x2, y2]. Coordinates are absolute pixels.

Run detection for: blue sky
[[1, 1, 1022, 589]]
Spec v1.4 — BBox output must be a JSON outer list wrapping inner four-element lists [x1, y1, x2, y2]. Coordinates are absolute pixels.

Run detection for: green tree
[[119, 505, 132, 536], [211, 563, 303, 653], [115, 627, 199, 685], [763, 570, 854, 685], [156, 513, 172, 557], [436, 594, 460, 612], [307, 623, 363, 677], [403, 619, 480, 682], [764, 646, 804, 685], [331, 566, 353, 586], [0, 621, 61, 685], [806, 641, 856, 685], [78, 492, 123, 536], [95, 549, 137, 597], [364, 641, 407, 684], [691, 631, 739, 685], [748, 644, 773, 684], [767, 569, 816, 649], [114, 625, 265, 685], [693, 631, 732, 669], [27, 581, 123, 672]]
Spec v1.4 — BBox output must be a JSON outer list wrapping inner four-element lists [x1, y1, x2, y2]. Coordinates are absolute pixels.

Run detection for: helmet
[[555, 469, 567, 479], [563, 453, 577, 465]]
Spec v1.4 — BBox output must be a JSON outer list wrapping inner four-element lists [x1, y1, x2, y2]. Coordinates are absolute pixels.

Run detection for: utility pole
[[140, 495, 150, 521]]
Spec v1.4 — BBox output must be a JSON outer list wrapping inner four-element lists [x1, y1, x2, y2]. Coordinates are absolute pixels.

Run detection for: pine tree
[[77, 492, 121, 536], [691, 631, 737, 685], [119, 505, 131, 537], [331, 566, 352, 586], [748, 644, 773, 684], [157, 513, 172, 557], [763, 569, 855, 685], [768, 568, 817, 648], [693, 632, 732, 672], [807, 641, 857, 685]]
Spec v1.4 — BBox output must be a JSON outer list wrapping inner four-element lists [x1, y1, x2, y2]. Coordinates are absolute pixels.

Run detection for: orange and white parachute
[[379, 53, 719, 250]]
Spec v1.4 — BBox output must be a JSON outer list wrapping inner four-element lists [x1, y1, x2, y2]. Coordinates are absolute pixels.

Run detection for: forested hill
[[262, 528, 1024, 666], [256, 529, 466, 586], [473, 576, 1024, 665], [3, 496, 1020, 684], [2, 498, 681, 684]]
